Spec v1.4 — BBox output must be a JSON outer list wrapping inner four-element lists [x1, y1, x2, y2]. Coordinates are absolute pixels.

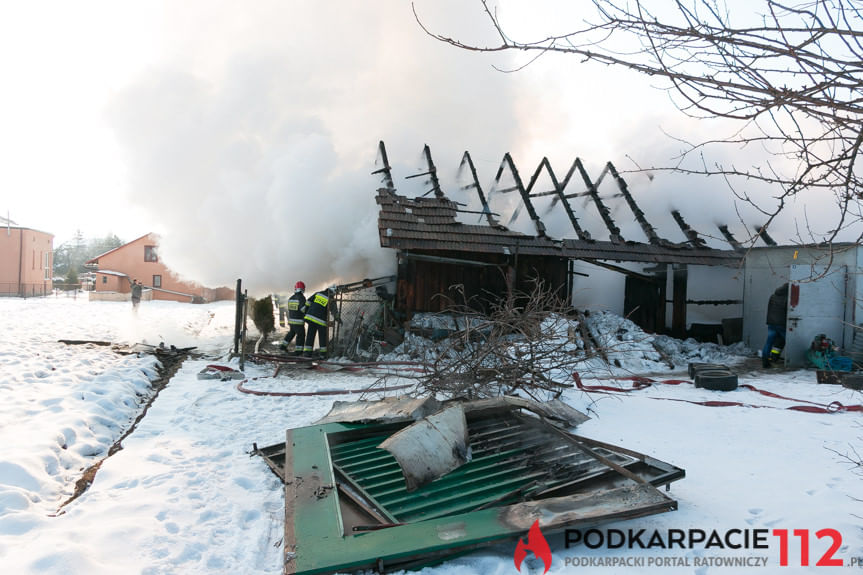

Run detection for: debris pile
[[376, 307, 751, 400], [254, 396, 684, 575]]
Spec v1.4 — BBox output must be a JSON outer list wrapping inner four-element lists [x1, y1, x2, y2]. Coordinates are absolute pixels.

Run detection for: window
[[102, 276, 107, 284], [152, 275, 162, 288], [144, 245, 158, 262]]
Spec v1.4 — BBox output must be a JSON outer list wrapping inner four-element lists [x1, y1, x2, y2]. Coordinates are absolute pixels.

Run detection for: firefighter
[[762, 283, 788, 368], [302, 286, 340, 357], [280, 281, 307, 353]]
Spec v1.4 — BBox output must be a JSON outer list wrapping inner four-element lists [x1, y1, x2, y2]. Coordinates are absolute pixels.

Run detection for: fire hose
[[573, 373, 863, 414], [236, 377, 414, 397], [235, 356, 429, 397]]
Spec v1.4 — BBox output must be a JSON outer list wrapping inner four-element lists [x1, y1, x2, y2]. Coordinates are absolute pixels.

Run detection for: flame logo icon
[[514, 519, 552, 574]]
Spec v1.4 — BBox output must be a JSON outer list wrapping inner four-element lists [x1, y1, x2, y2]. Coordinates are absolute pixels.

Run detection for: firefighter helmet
[[294, 281, 305, 292]]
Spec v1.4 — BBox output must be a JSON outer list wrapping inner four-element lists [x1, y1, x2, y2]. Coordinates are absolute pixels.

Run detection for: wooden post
[[672, 264, 688, 338], [654, 265, 668, 333]]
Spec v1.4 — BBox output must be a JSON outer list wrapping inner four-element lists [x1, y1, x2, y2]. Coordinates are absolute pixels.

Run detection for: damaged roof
[[378, 189, 741, 266], [256, 396, 684, 574], [375, 141, 746, 267]]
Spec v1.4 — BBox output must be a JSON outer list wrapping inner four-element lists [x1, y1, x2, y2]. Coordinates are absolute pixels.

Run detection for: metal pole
[[233, 279, 243, 355], [239, 289, 248, 371], [332, 292, 341, 356]]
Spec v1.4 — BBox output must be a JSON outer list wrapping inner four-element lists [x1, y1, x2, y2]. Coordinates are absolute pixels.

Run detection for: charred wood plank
[[574, 160, 623, 243], [717, 225, 744, 250], [670, 210, 707, 248], [458, 151, 498, 227], [754, 224, 777, 246], [605, 163, 661, 246], [495, 153, 546, 237]]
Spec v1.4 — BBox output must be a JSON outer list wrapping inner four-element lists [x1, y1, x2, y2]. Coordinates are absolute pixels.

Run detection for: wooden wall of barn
[[395, 251, 570, 316]]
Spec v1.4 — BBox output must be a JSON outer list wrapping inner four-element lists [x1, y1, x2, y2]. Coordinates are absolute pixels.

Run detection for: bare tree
[[414, 0, 863, 244]]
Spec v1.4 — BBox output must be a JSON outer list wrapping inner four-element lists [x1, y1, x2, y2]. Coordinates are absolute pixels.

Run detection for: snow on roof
[[95, 269, 129, 277]]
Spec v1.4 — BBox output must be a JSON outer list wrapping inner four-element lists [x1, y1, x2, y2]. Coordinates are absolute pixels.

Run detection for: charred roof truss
[[375, 141, 751, 267]]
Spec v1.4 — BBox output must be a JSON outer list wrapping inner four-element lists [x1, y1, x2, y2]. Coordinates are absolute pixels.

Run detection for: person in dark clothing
[[302, 286, 340, 357], [280, 281, 307, 353], [762, 283, 789, 368], [131, 279, 142, 310]]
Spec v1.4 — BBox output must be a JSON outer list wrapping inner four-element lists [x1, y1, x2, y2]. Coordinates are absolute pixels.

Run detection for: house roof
[[377, 189, 741, 266], [0, 221, 53, 236], [86, 233, 154, 264]]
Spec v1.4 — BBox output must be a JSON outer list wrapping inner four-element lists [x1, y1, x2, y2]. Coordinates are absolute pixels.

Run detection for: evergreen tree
[[53, 232, 126, 277], [64, 267, 79, 287]]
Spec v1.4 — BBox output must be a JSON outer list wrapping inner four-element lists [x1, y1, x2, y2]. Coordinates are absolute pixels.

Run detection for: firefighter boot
[[770, 347, 783, 366]]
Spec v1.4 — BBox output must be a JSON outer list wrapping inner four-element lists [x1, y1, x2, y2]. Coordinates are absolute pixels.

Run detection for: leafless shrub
[[394, 280, 602, 400]]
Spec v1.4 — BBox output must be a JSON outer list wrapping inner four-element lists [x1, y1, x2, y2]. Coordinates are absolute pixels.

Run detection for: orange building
[[0, 221, 53, 297], [85, 233, 234, 303]]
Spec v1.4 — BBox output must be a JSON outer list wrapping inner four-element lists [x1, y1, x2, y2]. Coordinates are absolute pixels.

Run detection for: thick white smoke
[[106, 1, 851, 300], [106, 1, 516, 296]]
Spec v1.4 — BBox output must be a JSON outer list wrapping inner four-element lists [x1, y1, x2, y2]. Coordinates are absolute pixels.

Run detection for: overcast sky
[[0, 1, 842, 293]]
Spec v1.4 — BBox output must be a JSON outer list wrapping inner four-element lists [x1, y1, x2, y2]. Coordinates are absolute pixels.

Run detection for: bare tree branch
[[414, 0, 863, 243]]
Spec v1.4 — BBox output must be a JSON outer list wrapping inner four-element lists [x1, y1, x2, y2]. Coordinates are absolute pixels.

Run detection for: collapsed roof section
[[256, 396, 684, 575], [374, 141, 746, 267]]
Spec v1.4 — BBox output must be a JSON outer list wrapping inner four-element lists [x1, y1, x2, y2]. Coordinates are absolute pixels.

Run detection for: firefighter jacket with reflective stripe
[[287, 292, 307, 325], [304, 291, 331, 326]]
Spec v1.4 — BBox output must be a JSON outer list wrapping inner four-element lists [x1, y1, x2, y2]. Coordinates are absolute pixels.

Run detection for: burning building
[[373, 142, 749, 340]]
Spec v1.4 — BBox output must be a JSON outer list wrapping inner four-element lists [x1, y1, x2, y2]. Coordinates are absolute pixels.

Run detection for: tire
[[695, 370, 738, 391], [688, 362, 728, 378]]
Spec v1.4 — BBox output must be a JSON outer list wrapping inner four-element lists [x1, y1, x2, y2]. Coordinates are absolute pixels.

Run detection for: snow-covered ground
[[1, 296, 861, 574]]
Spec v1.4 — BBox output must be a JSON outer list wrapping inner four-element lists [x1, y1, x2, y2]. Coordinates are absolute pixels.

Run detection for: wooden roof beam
[[371, 140, 395, 191], [526, 157, 590, 241], [717, 224, 744, 251], [670, 210, 707, 248], [457, 151, 498, 227], [604, 163, 662, 246], [494, 153, 546, 237]]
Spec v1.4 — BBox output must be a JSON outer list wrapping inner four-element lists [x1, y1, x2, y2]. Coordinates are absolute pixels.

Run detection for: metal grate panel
[[329, 411, 636, 523]]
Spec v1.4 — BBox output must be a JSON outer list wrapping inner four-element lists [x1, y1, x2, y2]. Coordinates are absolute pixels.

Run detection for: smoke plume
[[107, 1, 846, 300]]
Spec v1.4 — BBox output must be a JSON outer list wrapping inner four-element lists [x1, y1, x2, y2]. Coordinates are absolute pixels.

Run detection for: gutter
[[17, 228, 23, 296]]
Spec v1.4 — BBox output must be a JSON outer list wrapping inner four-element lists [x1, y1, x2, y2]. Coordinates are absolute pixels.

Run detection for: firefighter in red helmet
[[280, 281, 307, 353]]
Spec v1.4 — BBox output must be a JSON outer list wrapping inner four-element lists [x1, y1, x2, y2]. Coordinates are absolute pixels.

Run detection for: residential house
[[0, 217, 53, 297], [85, 233, 234, 303]]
